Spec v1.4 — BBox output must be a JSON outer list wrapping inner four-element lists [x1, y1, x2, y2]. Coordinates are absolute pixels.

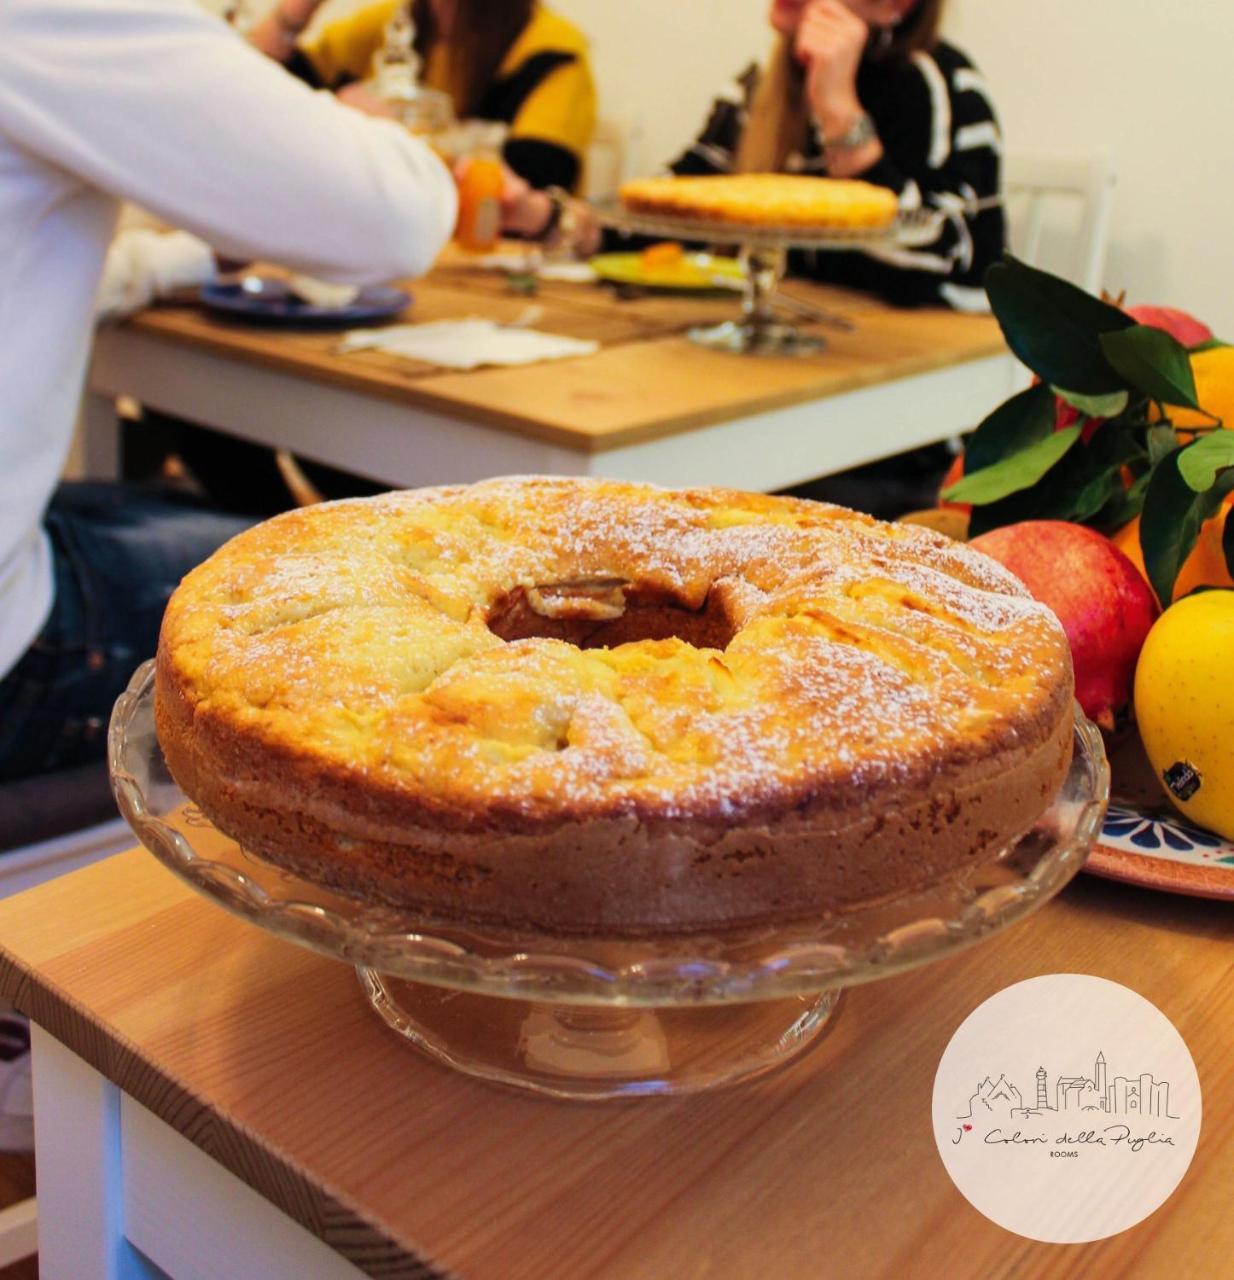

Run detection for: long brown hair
[[735, 0, 946, 174], [412, 0, 534, 118]]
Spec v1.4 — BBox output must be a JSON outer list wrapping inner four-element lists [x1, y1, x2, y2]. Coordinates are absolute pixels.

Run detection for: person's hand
[[335, 81, 402, 120], [454, 157, 550, 238], [567, 204, 602, 258], [248, 0, 328, 61], [275, 0, 323, 30], [500, 178, 603, 258], [794, 0, 868, 140]]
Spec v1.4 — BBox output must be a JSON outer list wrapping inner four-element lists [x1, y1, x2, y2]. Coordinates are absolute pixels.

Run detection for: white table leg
[[81, 391, 122, 482], [31, 1027, 159, 1279], [31, 1028, 365, 1279]]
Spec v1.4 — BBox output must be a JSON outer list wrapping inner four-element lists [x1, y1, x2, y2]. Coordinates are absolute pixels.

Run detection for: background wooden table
[[0, 850, 1229, 1279], [86, 260, 1014, 492]]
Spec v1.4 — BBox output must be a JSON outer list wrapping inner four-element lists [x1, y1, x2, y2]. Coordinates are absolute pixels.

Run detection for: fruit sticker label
[[932, 974, 1201, 1243]]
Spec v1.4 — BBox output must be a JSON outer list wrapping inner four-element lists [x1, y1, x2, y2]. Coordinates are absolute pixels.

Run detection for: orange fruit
[[639, 241, 684, 269], [897, 507, 970, 541], [1112, 492, 1234, 604], [1156, 346, 1234, 431]]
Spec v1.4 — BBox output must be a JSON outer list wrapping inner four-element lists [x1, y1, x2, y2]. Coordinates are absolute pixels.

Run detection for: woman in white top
[[0, 0, 458, 782]]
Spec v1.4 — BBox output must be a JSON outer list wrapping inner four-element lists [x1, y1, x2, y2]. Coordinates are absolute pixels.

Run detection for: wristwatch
[[540, 186, 580, 249], [823, 110, 877, 152]]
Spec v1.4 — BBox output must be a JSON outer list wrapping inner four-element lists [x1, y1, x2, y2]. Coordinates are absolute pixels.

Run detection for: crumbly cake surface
[[618, 174, 899, 229], [155, 478, 1074, 934]]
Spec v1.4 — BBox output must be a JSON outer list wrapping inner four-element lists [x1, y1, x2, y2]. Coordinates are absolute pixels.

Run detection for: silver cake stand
[[592, 202, 944, 355], [110, 661, 1107, 1100]]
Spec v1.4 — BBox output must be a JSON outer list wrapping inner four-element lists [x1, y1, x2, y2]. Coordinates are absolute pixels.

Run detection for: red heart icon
[[963, 1124, 972, 1131]]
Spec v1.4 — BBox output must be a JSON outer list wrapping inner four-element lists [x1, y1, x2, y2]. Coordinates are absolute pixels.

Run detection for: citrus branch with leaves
[[942, 256, 1234, 606]]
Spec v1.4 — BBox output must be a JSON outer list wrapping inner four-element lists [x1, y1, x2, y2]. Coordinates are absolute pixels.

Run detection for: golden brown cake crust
[[155, 478, 1075, 934], [618, 174, 899, 229]]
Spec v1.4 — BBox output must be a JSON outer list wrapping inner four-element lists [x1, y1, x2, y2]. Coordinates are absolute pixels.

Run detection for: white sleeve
[[0, 0, 457, 283]]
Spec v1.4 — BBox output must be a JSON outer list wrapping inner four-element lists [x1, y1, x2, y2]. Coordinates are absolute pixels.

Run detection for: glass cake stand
[[591, 201, 943, 355], [110, 661, 1108, 1100]]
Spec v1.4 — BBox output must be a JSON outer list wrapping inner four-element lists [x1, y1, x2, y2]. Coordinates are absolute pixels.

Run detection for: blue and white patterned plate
[[1088, 802, 1234, 900]]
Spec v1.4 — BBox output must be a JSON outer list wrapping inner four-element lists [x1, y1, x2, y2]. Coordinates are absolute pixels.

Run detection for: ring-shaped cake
[[155, 478, 1074, 934]]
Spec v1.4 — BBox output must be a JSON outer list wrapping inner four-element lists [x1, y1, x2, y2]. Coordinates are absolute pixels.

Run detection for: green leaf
[[963, 382, 1057, 475], [984, 255, 1135, 394], [944, 427, 1082, 505], [1107, 468, 1153, 528], [1141, 455, 1210, 604], [1067, 420, 1145, 524], [1099, 325, 1200, 410], [1147, 424, 1180, 466], [1054, 387, 1129, 418], [1192, 337, 1232, 354], [1071, 469, 1124, 523], [1096, 488, 1138, 531], [1177, 432, 1234, 491], [964, 420, 1139, 536]]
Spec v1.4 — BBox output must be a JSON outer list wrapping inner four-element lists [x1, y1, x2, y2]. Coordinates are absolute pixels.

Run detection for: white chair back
[[1002, 150, 1118, 295], [584, 116, 641, 201]]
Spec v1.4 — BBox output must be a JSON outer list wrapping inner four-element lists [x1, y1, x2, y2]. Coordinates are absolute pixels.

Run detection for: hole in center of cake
[[486, 577, 739, 650]]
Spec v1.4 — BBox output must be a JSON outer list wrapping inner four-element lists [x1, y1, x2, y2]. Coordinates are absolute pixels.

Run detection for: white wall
[[948, 0, 1232, 333], [557, 0, 1234, 333], [554, 0, 769, 178]]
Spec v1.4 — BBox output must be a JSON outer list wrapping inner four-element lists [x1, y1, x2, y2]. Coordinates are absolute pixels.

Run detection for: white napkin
[[474, 252, 597, 284], [339, 318, 598, 370], [95, 229, 216, 323]]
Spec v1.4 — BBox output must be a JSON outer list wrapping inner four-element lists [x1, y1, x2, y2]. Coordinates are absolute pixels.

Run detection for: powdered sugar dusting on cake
[[162, 477, 1073, 820]]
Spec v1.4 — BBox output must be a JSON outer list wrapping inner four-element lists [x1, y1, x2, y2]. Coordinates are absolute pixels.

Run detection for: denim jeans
[[0, 483, 249, 782]]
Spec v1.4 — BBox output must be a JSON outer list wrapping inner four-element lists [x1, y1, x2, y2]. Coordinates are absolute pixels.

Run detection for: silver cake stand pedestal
[[110, 661, 1107, 1100], [592, 203, 944, 356]]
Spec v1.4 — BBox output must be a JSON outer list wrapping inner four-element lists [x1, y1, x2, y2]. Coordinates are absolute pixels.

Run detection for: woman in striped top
[[671, 0, 1004, 310]]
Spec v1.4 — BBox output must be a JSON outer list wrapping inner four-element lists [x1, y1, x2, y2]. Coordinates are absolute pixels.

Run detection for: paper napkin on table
[[474, 253, 597, 284], [338, 318, 598, 370]]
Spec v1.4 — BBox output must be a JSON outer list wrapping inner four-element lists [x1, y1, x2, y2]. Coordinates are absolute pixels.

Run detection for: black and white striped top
[[670, 42, 1005, 311]]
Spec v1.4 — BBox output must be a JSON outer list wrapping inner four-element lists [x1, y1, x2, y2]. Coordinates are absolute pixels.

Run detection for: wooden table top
[[122, 255, 1007, 452], [1, 849, 1229, 1280]]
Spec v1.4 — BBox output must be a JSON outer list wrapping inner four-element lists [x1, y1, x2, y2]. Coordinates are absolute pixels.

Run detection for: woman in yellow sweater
[[255, 0, 597, 196]]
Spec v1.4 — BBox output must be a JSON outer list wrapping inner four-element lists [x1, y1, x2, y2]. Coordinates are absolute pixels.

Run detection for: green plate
[[589, 251, 744, 292]]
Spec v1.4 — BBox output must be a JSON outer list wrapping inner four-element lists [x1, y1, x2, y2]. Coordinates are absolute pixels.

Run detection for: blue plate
[[199, 277, 410, 327]]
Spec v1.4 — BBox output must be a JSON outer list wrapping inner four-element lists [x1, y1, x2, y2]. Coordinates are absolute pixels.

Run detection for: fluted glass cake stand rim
[[109, 660, 1109, 1011]]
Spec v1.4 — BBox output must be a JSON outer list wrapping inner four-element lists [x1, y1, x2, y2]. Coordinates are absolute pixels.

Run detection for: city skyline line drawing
[[957, 1048, 1180, 1121]]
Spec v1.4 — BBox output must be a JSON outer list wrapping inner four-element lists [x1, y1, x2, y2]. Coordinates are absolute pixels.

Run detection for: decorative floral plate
[[1085, 734, 1234, 901]]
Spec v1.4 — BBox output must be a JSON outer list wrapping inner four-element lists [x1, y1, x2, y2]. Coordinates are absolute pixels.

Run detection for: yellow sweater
[[298, 3, 596, 191]]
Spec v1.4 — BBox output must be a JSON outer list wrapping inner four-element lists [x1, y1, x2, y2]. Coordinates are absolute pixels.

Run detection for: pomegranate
[[1125, 304, 1213, 350], [968, 521, 1160, 731]]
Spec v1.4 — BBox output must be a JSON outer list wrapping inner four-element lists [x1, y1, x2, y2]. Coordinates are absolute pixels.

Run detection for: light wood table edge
[[0, 949, 441, 1280], [121, 310, 1009, 455], [111, 315, 604, 454]]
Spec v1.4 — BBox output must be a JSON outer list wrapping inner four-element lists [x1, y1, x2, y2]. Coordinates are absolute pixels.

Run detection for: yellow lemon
[[1133, 589, 1234, 838]]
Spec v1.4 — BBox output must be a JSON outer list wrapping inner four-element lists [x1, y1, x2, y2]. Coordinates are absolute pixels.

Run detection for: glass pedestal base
[[111, 662, 1108, 1105], [688, 319, 825, 357], [360, 969, 842, 1099]]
